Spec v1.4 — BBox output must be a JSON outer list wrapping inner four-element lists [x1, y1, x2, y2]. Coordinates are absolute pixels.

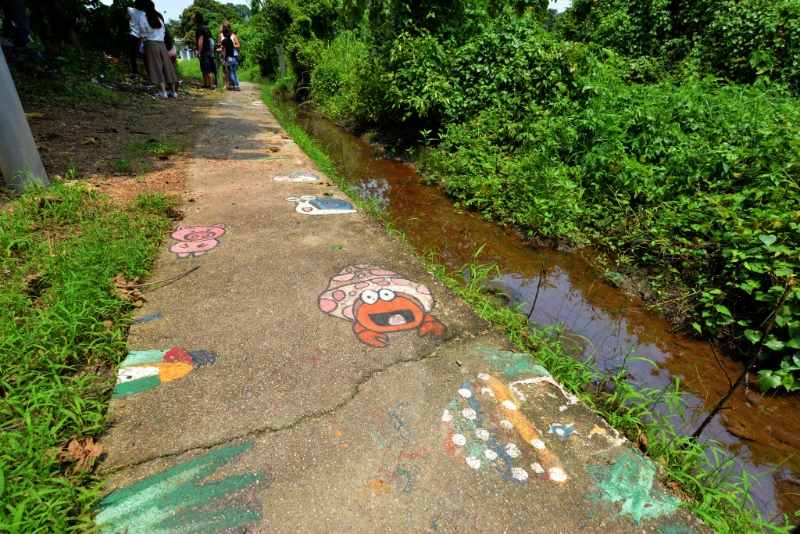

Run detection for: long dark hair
[[143, 0, 163, 29]]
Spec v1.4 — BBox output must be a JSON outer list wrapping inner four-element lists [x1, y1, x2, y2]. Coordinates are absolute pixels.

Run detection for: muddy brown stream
[[280, 101, 800, 522]]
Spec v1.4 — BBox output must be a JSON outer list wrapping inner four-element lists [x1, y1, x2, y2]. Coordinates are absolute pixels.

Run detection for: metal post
[[0, 50, 49, 192], [277, 43, 286, 77]]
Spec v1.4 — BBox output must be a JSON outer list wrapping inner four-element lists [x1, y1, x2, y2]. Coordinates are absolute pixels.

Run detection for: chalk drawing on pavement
[[365, 402, 430, 499], [132, 312, 162, 325], [550, 423, 576, 441], [285, 195, 356, 215], [440, 374, 568, 485], [273, 171, 319, 182], [169, 224, 230, 259], [95, 441, 267, 533], [318, 264, 445, 348], [114, 348, 217, 397], [477, 346, 551, 378], [586, 449, 680, 525]]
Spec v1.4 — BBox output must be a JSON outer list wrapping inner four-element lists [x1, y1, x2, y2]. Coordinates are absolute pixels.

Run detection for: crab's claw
[[419, 315, 445, 339], [354, 323, 389, 348]]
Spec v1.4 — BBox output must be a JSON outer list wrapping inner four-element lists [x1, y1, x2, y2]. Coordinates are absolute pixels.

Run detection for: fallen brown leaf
[[635, 432, 649, 453], [56, 435, 103, 472], [83, 137, 99, 145], [109, 273, 146, 306]]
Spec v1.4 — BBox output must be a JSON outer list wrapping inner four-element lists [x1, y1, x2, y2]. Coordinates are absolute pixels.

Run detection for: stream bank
[[270, 95, 800, 524]]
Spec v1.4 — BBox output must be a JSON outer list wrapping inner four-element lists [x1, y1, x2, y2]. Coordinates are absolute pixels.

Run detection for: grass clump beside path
[[259, 82, 798, 533], [174, 58, 203, 83], [0, 182, 173, 531]]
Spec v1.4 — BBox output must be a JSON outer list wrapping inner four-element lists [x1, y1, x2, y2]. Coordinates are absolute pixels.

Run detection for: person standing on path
[[217, 21, 240, 89], [194, 12, 215, 90], [216, 24, 228, 90], [221, 27, 240, 91], [0, 0, 41, 61], [138, 0, 178, 99], [126, 0, 147, 78]]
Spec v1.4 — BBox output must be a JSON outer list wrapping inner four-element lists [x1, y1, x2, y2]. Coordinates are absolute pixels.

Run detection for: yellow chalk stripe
[[157, 362, 194, 383], [482, 374, 569, 484]]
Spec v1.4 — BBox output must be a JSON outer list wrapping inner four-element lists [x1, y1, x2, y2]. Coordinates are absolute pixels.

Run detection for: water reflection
[[291, 105, 800, 523]]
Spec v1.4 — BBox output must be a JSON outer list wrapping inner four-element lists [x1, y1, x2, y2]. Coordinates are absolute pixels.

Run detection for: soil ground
[[11, 73, 219, 206]]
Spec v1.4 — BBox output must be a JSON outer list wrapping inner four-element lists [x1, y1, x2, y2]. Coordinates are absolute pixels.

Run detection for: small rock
[[455, 360, 463, 367]]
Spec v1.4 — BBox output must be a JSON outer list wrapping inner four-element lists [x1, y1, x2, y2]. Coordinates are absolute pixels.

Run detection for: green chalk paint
[[120, 350, 167, 366], [586, 450, 679, 525], [476, 347, 549, 378], [95, 441, 265, 533], [112, 375, 160, 397], [656, 525, 698, 534], [396, 468, 413, 495]]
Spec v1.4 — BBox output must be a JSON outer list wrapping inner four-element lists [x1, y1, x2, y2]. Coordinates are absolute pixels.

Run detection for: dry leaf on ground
[[54, 435, 103, 472], [109, 273, 146, 307]]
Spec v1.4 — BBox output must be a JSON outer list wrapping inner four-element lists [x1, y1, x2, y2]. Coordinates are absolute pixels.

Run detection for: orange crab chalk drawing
[[318, 264, 445, 348]]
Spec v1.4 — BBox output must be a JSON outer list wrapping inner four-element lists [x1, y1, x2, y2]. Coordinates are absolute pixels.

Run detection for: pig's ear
[[174, 226, 186, 231], [213, 223, 225, 228]]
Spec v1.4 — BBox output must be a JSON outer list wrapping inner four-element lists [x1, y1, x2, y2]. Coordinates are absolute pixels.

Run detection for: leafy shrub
[[558, 0, 800, 91], [310, 31, 387, 124]]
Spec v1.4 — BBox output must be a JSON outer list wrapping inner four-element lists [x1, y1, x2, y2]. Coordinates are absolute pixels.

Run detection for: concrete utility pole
[[0, 50, 49, 192]]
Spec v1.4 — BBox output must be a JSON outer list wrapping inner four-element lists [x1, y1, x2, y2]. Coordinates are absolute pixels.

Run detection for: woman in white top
[[126, 0, 147, 78], [138, 0, 178, 99]]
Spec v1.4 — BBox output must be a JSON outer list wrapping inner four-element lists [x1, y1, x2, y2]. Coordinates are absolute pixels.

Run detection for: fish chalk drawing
[[285, 195, 356, 215]]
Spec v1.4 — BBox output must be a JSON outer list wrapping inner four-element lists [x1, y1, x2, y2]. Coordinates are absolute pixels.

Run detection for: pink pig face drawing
[[169, 224, 228, 258]]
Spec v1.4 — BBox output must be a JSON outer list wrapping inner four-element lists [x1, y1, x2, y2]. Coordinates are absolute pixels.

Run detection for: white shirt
[[127, 8, 145, 37], [138, 15, 166, 42]]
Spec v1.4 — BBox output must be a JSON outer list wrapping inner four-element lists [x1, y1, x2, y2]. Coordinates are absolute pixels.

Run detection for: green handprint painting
[[586, 449, 679, 525], [95, 441, 266, 533]]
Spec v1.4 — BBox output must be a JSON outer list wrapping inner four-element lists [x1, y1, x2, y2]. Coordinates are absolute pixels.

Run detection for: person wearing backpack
[[138, 0, 178, 98]]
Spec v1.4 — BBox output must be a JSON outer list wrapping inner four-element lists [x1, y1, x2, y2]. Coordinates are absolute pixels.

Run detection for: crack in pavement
[[101, 338, 461, 474]]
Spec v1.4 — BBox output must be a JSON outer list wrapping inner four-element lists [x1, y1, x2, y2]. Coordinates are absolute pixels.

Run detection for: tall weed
[[0, 183, 172, 530]]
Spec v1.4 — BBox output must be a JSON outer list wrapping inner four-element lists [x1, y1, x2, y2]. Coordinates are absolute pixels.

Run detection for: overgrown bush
[[557, 0, 800, 91], [309, 31, 386, 124]]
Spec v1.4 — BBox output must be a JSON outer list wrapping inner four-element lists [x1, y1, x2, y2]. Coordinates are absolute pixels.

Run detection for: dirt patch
[[14, 76, 220, 205]]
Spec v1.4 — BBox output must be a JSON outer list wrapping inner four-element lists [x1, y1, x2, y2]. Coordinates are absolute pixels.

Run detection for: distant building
[[173, 39, 196, 61]]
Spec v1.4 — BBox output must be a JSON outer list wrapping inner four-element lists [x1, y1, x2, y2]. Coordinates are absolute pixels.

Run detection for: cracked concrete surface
[[96, 84, 710, 534]]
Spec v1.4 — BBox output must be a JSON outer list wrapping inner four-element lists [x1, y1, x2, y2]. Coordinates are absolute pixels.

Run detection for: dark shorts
[[199, 52, 215, 74]]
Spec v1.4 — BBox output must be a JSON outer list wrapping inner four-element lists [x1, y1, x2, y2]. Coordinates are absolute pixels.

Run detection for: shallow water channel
[[279, 100, 800, 522]]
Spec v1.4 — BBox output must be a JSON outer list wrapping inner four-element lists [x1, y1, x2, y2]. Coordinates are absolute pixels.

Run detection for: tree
[[227, 3, 251, 20], [178, 0, 242, 50]]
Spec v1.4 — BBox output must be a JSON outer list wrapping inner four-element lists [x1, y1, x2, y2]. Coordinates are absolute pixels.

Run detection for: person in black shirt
[[194, 12, 215, 89], [221, 28, 240, 91]]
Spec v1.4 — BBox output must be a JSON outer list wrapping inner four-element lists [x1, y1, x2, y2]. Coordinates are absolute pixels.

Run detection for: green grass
[[0, 182, 173, 531], [60, 83, 129, 104], [174, 58, 203, 82], [125, 138, 185, 159], [260, 80, 798, 533]]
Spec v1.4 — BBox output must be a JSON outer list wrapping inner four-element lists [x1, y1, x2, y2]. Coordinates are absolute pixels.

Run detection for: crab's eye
[[360, 290, 379, 304], [379, 289, 396, 301], [284, 196, 299, 202], [300, 195, 316, 201]]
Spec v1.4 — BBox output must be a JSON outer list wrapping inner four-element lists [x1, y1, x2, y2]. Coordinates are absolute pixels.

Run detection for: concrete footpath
[[95, 83, 709, 533]]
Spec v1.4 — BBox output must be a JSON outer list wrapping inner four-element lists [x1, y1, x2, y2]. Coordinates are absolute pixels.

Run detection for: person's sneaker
[[155, 92, 169, 99], [169, 92, 178, 99]]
